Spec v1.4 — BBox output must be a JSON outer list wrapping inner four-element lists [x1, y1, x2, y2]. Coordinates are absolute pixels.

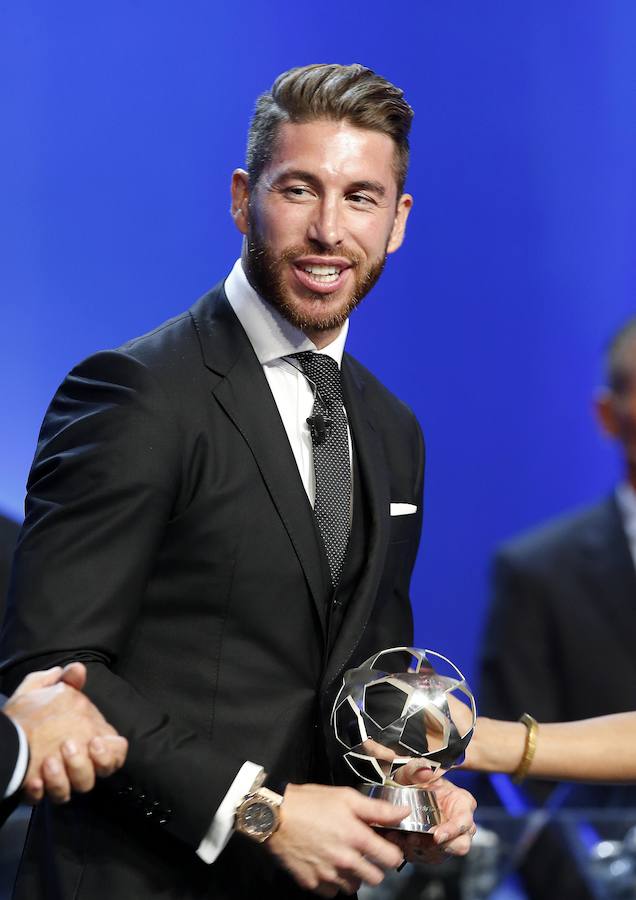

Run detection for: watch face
[[244, 802, 276, 834]]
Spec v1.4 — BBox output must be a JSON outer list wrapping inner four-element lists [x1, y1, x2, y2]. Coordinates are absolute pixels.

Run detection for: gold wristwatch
[[234, 784, 283, 843]]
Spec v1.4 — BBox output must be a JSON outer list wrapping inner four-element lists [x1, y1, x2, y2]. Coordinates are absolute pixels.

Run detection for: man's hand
[[4, 663, 128, 804], [266, 783, 408, 897], [391, 768, 477, 863]]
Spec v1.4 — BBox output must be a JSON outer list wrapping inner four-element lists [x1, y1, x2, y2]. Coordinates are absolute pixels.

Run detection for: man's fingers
[[41, 755, 72, 804], [355, 795, 409, 828], [60, 662, 87, 691], [356, 828, 404, 872], [89, 735, 128, 776], [431, 820, 476, 857], [14, 666, 64, 695], [325, 846, 386, 890], [394, 761, 441, 786], [442, 833, 473, 856], [348, 854, 387, 888], [431, 814, 476, 851], [61, 740, 96, 793], [22, 777, 44, 804]]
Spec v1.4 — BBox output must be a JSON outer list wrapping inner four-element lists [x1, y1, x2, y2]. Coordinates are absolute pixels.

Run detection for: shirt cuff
[[196, 761, 264, 865], [4, 719, 29, 799]]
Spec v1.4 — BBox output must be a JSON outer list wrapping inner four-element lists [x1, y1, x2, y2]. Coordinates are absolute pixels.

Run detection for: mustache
[[277, 245, 363, 267]]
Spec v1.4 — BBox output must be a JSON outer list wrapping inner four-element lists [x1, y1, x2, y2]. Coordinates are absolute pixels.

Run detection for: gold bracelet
[[511, 713, 538, 784]]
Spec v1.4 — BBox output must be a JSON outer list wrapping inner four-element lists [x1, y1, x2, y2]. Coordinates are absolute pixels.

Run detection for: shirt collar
[[223, 258, 349, 367], [616, 482, 636, 539]]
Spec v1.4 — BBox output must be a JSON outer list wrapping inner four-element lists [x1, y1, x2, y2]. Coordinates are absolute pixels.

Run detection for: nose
[[306, 197, 344, 249]]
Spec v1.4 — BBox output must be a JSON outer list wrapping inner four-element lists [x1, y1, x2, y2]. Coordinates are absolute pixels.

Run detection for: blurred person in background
[[479, 316, 636, 898], [480, 316, 636, 741]]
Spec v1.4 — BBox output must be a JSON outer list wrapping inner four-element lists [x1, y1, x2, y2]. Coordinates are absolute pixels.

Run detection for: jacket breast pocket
[[388, 512, 417, 544]]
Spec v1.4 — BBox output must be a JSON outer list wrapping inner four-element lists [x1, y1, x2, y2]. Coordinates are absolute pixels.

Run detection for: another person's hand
[[266, 782, 408, 897], [3, 663, 128, 804], [390, 770, 476, 863]]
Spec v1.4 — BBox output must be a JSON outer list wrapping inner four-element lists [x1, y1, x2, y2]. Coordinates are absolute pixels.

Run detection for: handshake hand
[[4, 663, 127, 804]]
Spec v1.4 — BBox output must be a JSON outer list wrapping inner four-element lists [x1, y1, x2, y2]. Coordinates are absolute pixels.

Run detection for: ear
[[595, 388, 620, 439], [231, 169, 250, 235], [386, 193, 413, 254]]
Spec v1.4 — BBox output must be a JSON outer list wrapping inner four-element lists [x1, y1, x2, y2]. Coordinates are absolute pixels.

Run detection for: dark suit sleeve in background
[[479, 550, 564, 723]]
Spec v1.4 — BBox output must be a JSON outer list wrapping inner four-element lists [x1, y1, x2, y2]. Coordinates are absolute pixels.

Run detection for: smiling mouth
[[291, 258, 354, 294], [299, 264, 343, 284]]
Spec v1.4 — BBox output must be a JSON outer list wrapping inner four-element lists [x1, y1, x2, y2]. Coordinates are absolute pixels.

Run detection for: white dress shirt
[[616, 482, 636, 570], [197, 259, 350, 863], [3, 716, 29, 799]]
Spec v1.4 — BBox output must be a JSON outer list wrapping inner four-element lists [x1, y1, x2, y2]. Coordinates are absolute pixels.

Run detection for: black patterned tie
[[291, 352, 352, 588]]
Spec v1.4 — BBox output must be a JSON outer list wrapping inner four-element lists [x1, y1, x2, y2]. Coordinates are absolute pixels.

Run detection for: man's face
[[231, 119, 412, 346], [597, 334, 636, 483]]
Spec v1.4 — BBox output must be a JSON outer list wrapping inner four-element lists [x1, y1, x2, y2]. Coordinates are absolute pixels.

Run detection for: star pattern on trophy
[[332, 647, 476, 785]]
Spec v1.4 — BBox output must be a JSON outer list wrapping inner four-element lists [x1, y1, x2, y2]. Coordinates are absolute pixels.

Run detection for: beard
[[243, 227, 388, 333]]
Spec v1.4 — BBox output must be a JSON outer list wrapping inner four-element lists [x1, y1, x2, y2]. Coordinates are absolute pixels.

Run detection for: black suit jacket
[[0, 711, 20, 798], [0, 284, 424, 899], [480, 496, 636, 724], [0, 711, 21, 828]]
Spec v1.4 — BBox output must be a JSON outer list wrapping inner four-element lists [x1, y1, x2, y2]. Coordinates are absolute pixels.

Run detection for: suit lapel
[[583, 496, 636, 657], [190, 285, 330, 631], [324, 356, 392, 686]]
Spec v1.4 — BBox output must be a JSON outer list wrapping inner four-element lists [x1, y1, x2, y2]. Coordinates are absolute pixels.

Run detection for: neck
[[305, 326, 342, 350]]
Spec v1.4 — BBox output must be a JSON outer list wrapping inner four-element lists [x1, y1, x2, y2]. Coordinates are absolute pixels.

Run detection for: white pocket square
[[390, 503, 417, 516]]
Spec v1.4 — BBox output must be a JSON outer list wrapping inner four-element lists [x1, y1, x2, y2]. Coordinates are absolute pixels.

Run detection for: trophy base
[[359, 783, 441, 833]]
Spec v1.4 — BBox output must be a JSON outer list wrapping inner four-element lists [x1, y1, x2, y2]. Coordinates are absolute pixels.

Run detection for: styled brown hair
[[246, 63, 414, 196]]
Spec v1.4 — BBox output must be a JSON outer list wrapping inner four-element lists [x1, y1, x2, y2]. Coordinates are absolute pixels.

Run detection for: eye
[[348, 193, 375, 206], [283, 186, 315, 200]]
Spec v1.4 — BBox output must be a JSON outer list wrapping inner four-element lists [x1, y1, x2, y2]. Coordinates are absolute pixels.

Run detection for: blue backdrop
[[1, 1, 635, 688]]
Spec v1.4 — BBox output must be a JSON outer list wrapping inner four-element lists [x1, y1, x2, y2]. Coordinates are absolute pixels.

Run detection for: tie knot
[[290, 352, 341, 399]]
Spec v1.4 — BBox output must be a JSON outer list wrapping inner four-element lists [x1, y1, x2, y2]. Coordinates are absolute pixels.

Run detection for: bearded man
[[0, 64, 475, 899]]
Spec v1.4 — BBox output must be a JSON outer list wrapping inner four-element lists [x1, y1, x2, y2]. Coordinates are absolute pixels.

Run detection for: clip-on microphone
[[307, 413, 333, 444]]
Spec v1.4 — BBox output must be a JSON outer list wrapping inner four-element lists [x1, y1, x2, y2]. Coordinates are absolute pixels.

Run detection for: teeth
[[302, 264, 341, 284], [304, 265, 339, 276], [309, 273, 338, 283]]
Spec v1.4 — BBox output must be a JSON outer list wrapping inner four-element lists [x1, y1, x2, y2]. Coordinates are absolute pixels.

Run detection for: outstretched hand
[[4, 663, 128, 804], [391, 767, 477, 862]]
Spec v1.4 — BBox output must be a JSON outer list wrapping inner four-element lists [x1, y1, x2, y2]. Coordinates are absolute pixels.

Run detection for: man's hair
[[246, 63, 414, 197], [606, 316, 636, 392]]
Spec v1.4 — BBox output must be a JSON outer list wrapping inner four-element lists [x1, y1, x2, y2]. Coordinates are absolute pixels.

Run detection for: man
[[0, 64, 474, 899], [480, 316, 636, 726], [1, 663, 128, 818]]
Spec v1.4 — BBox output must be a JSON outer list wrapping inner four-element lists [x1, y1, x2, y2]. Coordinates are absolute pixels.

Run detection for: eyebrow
[[349, 180, 387, 198], [271, 169, 387, 198]]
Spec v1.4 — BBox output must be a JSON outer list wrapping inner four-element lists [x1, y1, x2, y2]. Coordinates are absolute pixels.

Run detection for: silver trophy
[[331, 647, 476, 833]]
